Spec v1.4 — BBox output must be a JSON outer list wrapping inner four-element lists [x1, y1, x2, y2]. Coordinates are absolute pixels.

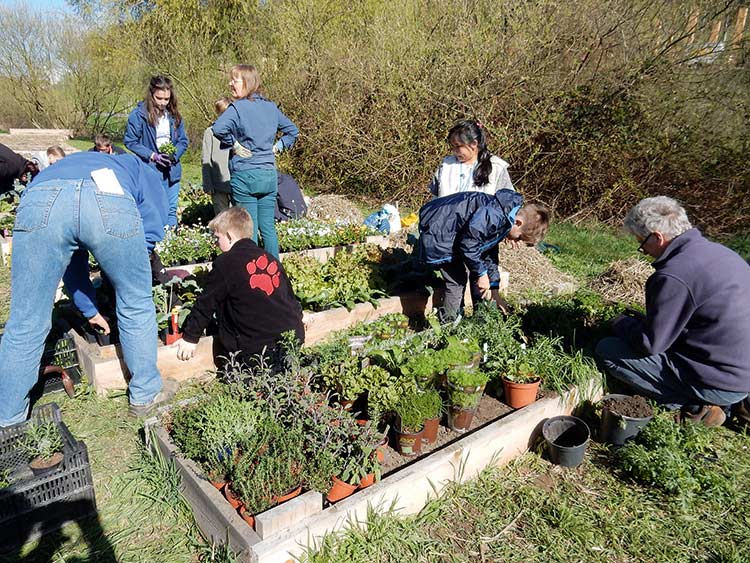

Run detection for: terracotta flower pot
[[376, 436, 388, 463], [223, 483, 244, 510], [395, 426, 424, 457], [447, 406, 475, 433], [209, 480, 226, 492], [273, 485, 302, 504], [422, 416, 440, 445], [238, 506, 255, 528], [327, 476, 358, 503], [502, 377, 540, 409], [358, 473, 376, 489]]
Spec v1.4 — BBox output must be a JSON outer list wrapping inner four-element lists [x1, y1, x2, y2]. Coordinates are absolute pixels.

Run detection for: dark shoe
[[732, 397, 750, 427], [679, 404, 726, 427], [128, 379, 179, 418]]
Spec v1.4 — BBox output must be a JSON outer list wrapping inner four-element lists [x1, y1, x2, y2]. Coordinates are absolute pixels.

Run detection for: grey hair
[[623, 196, 692, 240]]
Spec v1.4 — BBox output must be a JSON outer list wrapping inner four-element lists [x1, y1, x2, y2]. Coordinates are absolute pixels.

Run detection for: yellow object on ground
[[401, 212, 418, 228]]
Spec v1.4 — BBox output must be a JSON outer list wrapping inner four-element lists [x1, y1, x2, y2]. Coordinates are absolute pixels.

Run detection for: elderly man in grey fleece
[[595, 196, 750, 427]]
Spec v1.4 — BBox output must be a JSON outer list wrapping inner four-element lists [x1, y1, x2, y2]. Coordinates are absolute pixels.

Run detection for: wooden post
[[729, 7, 748, 64]]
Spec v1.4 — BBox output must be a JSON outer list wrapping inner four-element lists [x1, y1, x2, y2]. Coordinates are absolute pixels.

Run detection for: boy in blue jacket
[[418, 188, 549, 321]]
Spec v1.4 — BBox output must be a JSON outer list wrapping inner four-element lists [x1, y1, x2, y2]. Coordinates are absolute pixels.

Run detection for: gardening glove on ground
[[151, 153, 172, 168], [232, 141, 253, 159], [88, 312, 110, 335], [176, 339, 197, 361]]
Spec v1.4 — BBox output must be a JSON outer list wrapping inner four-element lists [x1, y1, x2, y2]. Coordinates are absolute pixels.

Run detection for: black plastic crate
[[0, 403, 96, 552]]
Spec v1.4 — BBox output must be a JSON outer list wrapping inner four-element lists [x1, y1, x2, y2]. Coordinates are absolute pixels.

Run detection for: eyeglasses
[[637, 233, 653, 254]]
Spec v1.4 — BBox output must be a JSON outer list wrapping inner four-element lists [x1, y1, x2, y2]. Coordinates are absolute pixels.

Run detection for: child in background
[[201, 97, 233, 216], [125, 75, 189, 229], [90, 134, 126, 155], [175, 207, 304, 366], [428, 119, 514, 198], [46, 145, 66, 165], [418, 189, 550, 321]]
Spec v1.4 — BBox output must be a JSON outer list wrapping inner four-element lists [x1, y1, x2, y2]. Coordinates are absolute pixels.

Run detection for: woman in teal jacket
[[125, 75, 188, 229], [212, 64, 298, 258]]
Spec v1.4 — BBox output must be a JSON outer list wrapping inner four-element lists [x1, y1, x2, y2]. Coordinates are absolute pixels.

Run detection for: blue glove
[[151, 153, 172, 168], [273, 140, 284, 155]]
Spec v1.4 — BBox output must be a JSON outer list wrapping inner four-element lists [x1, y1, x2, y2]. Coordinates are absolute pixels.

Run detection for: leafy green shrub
[[517, 289, 630, 350], [616, 413, 730, 496], [282, 245, 387, 311]]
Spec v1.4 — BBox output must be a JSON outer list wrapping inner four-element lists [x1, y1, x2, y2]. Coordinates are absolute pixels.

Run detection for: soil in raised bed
[[380, 393, 514, 474], [601, 394, 653, 418]]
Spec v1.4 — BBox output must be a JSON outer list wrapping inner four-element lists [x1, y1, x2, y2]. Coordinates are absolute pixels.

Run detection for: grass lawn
[[0, 221, 748, 562]]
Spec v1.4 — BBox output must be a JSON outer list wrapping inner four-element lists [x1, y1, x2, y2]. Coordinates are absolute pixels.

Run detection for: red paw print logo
[[246, 254, 280, 296]]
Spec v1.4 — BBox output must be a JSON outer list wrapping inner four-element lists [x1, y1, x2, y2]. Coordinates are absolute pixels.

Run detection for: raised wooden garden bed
[[147, 381, 601, 563], [74, 291, 437, 395]]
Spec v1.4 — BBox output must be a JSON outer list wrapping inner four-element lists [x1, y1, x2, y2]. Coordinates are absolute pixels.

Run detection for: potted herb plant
[[393, 391, 426, 457], [158, 141, 178, 165], [417, 389, 443, 445], [502, 356, 541, 409], [20, 421, 65, 476], [446, 366, 489, 432], [402, 353, 440, 390]]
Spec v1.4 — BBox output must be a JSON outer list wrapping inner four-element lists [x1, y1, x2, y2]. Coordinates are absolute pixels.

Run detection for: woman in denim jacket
[[125, 75, 189, 229], [212, 64, 298, 258]]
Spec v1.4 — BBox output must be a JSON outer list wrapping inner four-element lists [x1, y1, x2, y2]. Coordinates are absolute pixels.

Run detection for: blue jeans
[[165, 180, 180, 229], [0, 179, 163, 426], [231, 168, 279, 258], [594, 337, 748, 409]]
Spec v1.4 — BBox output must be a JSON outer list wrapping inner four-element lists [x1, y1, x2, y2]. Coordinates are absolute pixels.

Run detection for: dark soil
[[381, 393, 513, 474], [601, 394, 653, 418]]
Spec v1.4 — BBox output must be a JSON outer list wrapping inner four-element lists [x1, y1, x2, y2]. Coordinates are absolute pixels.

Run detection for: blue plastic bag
[[364, 210, 391, 234]]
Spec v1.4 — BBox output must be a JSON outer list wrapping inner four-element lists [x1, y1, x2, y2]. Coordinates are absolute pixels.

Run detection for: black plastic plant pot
[[598, 393, 653, 446], [542, 415, 590, 468]]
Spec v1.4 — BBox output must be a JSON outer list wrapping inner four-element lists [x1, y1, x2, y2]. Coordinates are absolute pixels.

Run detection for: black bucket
[[542, 415, 590, 468], [599, 393, 653, 446]]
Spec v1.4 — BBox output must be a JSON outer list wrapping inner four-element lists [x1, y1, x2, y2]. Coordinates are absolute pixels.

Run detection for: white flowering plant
[[155, 224, 217, 266], [277, 218, 375, 252]]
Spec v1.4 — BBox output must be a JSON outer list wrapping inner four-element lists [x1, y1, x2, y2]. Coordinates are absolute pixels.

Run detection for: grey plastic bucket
[[599, 393, 653, 446], [542, 415, 590, 467]]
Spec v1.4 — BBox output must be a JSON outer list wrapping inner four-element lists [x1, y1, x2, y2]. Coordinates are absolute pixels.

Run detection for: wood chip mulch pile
[[307, 195, 364, 224], [499, 245, 579, 296], [588, 258, 652, 307]]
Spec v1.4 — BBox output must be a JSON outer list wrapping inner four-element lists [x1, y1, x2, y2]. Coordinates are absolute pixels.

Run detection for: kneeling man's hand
[[176, 339, 197, 361]]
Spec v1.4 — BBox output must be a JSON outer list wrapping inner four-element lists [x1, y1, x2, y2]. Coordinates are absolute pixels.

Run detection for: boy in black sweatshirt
[[175, 207, 304, 365]]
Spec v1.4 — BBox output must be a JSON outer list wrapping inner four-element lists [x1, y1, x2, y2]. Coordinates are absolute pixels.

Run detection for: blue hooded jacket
[[124, 101, 188, 185], [417, 189, 523, 277]]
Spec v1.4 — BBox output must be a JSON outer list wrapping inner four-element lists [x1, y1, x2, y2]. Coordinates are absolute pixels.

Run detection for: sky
[[1, 0, 74, 13]]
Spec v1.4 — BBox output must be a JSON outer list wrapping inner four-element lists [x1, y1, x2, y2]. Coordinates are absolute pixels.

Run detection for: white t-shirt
[[428, 155, 514, 198], [155, 114, 171, 150]]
